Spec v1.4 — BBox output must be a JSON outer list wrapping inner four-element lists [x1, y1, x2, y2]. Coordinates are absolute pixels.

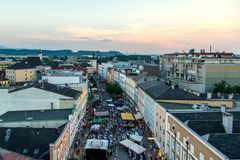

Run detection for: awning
[[119, 139, 135, 148], [129, 143, 146, 154], [117, 107, 124, 111], [121, 113, 135, 121], [130, 134, 143, 142], [91, 124, 101, 131], [95, 111, 109, 117], [134, 112, 143, 120], [92, 118, 102, 123], [107, 104, 115, 107]]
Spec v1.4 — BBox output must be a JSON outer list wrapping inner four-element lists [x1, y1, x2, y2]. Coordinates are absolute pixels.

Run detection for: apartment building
[[166, 111, 240, 160], [159, 52, 240, 93]]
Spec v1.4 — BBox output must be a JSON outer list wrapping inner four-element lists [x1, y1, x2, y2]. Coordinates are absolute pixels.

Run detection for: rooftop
[[139, 80, 203, 100], [0, 109, 72, 122], [9, 82, 81, 99], [172, 111, 240, 159], [208, 133, 240, 159], [0, 126, 65, 159], [8, 57, 42, 70]]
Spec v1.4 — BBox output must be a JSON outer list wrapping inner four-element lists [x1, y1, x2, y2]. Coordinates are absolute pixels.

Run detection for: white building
[[98, 62, 114, 79], [89, 59, 97, 71], [0, 82, 82, 115]]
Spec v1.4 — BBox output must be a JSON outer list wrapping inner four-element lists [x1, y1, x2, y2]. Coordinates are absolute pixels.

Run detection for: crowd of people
[[70, 75, 158, 160]]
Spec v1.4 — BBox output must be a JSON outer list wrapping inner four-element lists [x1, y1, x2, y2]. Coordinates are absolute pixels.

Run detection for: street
[[69, 74, 159, 160]]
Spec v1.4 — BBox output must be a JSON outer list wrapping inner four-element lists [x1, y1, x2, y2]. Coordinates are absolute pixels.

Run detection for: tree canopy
[[106, 83, 122, 95], [213, 80, 240, 94]]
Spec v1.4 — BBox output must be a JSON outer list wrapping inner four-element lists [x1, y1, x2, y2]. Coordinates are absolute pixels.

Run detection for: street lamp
[[186, 137, 189, 160], [172, 124, 177, 160]]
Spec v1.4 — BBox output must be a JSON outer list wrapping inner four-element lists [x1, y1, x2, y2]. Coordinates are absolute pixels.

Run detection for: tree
[[213, 80, 233, 93], [106, 83, 122, 95]]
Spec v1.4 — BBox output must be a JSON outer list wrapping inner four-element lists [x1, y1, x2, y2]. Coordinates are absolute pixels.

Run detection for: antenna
[[210, 45, 212, 53]]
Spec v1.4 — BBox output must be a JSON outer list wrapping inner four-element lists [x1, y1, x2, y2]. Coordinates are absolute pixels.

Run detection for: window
[[23, 148, 28, 154], [190, 144, 194, 154], [163, 129, 165, 135], [163, 119, 165, 123], [156, 112, 158, 116], [34, 148, 39, 155], [177, 131, 180, 139], [199, 153, 205, 160], [160, 126, 162, 131], [156, 121, 158, 126]]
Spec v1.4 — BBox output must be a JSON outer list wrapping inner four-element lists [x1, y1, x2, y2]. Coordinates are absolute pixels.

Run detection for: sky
[[0, 0, 240, 54]]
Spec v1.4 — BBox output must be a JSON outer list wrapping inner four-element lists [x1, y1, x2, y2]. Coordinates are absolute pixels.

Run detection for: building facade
[[159, 52, 240, 93]]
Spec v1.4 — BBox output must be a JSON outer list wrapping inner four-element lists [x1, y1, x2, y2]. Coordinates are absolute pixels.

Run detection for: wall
[[0, 87, 74, 115], [137, 87, 145, 115], [205, 64, 240, 92], [155, 103, 167, 152], [143, 92, 156, 133], [43, 76, 80, 85], [50, 123, 70, 160], [166, 114, 227, 160]]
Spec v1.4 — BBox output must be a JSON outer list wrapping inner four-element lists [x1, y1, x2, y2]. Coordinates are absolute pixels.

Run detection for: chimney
[[228, 94, 233, 100], [207, 93, 212, 99], [222, 112, 233, 134], [221, 105, 226, 113]]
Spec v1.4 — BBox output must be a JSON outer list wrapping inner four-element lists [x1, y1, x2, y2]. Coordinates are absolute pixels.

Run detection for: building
[[89, 59, 97, 72], [0, 82, 82, 115], [0, 77, 9, 87], [42, 70, 87, 87], [166, 111, 240, 160], [5, 56, 42, 84], [107, 67, 115, 82], [98, 62, 114, 79], [125, 72, 158, 105], [5, 63, 37, 84], [159, 52, 240, 93], [0, 126, 65, 160], [0, 109, 72, 128]]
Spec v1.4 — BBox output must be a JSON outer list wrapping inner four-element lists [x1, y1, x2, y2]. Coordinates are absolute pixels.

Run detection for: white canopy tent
[[129, 143, 146, 154], [90, 124, 101, 131], [134, 112, 143, 120], [130, 134, 143, 142], [95, 111, 109, 117], [119, 139, 135, 148], [107, 104, 115, 107]]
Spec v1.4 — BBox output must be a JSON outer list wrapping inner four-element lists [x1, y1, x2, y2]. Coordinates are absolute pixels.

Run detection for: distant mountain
[[0, 49, 124, 57], [0, 45, 8, 49]]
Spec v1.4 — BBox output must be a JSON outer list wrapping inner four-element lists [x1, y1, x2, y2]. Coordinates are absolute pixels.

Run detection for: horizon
[[0, 0, 240, 54]]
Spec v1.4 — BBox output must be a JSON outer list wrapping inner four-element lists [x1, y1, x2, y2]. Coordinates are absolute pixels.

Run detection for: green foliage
[[106, 83, 122, 95], [213, 80, 240, 94]]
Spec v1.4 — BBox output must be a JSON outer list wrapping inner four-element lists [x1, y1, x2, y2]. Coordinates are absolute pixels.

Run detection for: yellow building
[[5, 63, 36, 84], [0, 77, 9, 87]]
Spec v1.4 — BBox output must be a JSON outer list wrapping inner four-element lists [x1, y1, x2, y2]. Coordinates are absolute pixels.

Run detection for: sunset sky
[[0, 0, 240, 54]]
